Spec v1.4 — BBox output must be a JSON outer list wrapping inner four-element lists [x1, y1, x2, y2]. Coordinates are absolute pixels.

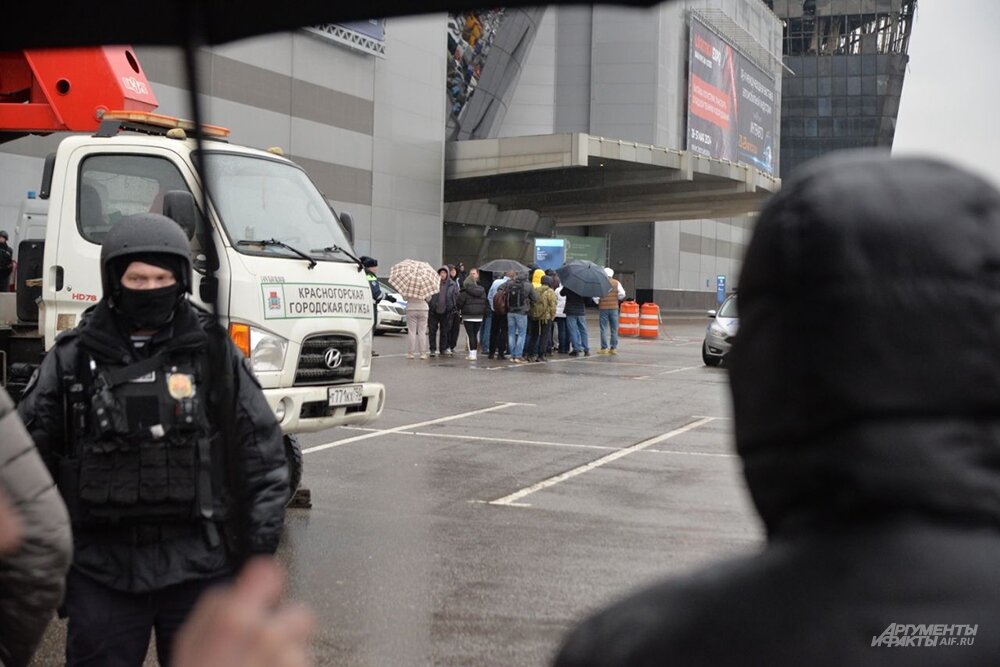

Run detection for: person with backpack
[[527, 274, 557, 362], [455, 275, 488, 360], [0, 231, 12, 293], [487, 273, 510, 360], [505, 271, 537, 364]]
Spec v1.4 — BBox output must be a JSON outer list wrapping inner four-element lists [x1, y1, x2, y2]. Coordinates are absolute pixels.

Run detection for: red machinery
[[0, 47, 157, 142]]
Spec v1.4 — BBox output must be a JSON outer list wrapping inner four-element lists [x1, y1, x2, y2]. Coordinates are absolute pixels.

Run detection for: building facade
[[764, 0, 917, 176]]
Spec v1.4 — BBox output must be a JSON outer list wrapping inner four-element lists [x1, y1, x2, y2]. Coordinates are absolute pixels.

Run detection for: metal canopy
[[445, 133, 780, 226]]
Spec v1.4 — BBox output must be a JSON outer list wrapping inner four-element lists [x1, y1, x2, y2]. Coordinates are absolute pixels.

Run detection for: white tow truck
[[0, 48, 386, 493]]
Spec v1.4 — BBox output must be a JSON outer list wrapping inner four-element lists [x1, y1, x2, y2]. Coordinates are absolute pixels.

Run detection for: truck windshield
[[204, 152, 353, 261]]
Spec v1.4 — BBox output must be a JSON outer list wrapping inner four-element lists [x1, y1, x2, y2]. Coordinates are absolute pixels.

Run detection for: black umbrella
[[480, 258, 529, 274], [556, 260, 612, 298]]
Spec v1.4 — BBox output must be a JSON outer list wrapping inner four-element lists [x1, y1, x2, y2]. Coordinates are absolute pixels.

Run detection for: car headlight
[[709, 322, 728, 337], [250, 327, 289, 372], [378, 301, 392, 312]]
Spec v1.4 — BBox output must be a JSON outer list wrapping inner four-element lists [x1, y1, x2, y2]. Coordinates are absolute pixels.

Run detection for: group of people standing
[[402, 263, 627, 363]]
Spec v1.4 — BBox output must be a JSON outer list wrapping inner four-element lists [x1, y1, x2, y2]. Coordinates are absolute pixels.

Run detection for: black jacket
[[562, 288, 588, 316], [18, 299, 288, 593], [456, 282, 488, 319], [554, 152, 1000, 666]]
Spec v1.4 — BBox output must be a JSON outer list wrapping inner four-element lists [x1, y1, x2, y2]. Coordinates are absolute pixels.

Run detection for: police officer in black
[[18, 213, 288, 667]]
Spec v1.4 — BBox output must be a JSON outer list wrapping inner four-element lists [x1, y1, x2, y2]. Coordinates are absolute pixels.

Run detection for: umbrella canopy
[[388, 259, 440, 300], [6, 2, 665, 49], [556, 260, 613, 298], [479, 258, 529, 274]]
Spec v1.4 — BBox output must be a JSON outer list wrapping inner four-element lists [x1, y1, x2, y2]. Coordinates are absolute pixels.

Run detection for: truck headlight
[[230, 323, 289, 372]]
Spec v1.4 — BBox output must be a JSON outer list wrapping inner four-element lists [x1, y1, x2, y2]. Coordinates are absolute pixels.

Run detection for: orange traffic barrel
[[639, 302, 660, 339], [619, 300, 640, 336]]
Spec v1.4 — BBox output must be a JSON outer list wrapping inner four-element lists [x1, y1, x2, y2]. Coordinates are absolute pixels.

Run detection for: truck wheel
[[284, 434, 303, 505]]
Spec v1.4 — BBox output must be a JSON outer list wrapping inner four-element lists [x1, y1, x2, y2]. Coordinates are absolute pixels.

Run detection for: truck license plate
[[328, 384, 364, 407]]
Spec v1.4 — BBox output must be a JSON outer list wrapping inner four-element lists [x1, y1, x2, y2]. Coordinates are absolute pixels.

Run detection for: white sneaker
[[445, 349, 454, 356], [406, 353, 415, 359], [419, 353, 429, 359], [468, 350, 478, 360]]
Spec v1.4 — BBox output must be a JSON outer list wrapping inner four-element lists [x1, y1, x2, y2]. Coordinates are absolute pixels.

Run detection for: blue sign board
[[716, 275, 726, 305], [535, 238, 566, 271]]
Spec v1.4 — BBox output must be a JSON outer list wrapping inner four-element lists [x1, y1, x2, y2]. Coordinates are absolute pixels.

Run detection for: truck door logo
[[324, 348, 343, 369], [267, 290, 282, 311]]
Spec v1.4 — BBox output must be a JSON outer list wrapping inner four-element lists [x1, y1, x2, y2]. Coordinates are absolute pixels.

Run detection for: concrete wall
[[495, 1, 779, 304], [0, 18, 447, 269]]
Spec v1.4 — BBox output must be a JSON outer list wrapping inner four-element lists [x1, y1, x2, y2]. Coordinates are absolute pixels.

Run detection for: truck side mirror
[[163, 190, 198, 240], [338, 211, 354, 244]]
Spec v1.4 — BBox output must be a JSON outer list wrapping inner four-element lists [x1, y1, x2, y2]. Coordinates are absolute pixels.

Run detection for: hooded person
[[526, 275, 557, 362], [455, 275, 489, 360], [428, 265, 459, 357], [17, 213, 288, 667], [553, 151, 1000, 666], [446, 264, 463, 353]]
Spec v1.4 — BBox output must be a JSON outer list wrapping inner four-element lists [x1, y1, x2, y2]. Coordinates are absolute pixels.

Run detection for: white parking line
[[302, 402, 531, 454], [487, 416, 716, 506], [337, 426, 735, 457], [633, 365, 699, 380]]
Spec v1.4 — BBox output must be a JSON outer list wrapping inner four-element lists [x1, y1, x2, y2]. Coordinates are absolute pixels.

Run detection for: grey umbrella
[[556, 260, 612, 298], [479, 258, 529, 274]]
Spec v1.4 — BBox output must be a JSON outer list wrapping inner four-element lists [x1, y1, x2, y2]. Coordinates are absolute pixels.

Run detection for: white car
[[703, 294, 738, 367], [376, 280, 408, 334]]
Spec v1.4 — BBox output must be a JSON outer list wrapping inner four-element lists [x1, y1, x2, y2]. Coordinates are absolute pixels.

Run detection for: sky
[[892, 0, 1000, 187]]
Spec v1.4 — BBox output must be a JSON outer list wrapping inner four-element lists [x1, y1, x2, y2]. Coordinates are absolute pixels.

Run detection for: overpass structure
[[445, 132, 780, 228]]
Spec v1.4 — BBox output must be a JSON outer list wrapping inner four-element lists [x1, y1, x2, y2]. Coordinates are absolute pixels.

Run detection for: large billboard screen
[[687, 18, 776, 175]]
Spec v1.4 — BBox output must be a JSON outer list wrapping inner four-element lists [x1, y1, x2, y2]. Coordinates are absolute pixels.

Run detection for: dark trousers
[[489, 313, 508, 357], [428, 310, 451, 353], [64, 569, 228, 667], [556, 317, 570, 352], [463, 320, 482, 351], [448, 313, 462, 351], [525, 319, 541, 359], [528, 320, 552, 359], [0, 270, 10, 292]]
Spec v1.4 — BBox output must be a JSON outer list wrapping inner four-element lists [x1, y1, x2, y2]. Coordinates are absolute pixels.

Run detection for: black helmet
[[100, 213, 193, 296]]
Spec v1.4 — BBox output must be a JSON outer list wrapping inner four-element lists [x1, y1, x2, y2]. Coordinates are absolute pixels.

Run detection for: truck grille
[[294, 334, 357, 386]]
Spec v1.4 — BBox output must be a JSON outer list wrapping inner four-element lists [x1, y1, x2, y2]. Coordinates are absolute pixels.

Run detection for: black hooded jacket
[[18, 299, 288, 593], [554, 152, 1000, 666]]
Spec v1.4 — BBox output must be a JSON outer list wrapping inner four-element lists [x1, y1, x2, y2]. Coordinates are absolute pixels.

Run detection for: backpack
[[507, 280, 526, 311], [492, 284, 509, 315]]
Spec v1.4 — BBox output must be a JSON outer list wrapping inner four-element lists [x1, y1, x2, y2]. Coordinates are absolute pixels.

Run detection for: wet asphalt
[[30, 314, 763, 666]]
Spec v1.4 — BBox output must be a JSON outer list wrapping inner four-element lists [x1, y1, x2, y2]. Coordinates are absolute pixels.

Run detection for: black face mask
[[115, 284, 182, 330]]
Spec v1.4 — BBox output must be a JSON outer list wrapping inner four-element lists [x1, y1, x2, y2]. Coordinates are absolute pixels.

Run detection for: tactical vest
[[65, 349, 219, 533]]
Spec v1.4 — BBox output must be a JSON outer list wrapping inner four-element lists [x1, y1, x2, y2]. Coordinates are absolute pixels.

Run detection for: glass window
[[204, 152, 353, 263], [818, 97, 832, 117], [818, 77, 832, 96], [847, 76, 862, 96], [78, 155, 191, 244]]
